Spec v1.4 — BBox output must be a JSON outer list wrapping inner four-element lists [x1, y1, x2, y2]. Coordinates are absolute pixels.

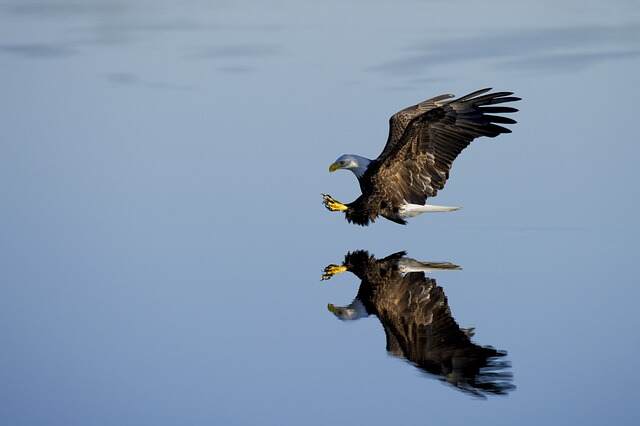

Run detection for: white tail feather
[[421, 204, 461, 212], [399, 203, 461, 218]]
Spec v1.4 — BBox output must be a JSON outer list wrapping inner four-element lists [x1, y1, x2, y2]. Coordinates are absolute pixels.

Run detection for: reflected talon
[[322, 193, 348, 212], [321, 264, 348, 280]]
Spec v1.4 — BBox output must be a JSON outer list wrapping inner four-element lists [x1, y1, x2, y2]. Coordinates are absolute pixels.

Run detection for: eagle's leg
[[322, 193, 348, 212], [321, 264, 348, 281]]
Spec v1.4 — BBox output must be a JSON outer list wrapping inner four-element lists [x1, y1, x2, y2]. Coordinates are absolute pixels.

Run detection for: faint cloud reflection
[[0, 43, 76, 58], [0, 1, 126, 18], [501, 50, 640, 71], [195, 44, 282, 74], [198, 44, 282, 59], [105, 72, 194, 91], [369, 24, 640, 76], [216, 65, 255, 74]]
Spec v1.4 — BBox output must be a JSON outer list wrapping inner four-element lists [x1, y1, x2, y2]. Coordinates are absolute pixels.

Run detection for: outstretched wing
[[371, 88, 520, 205], [379, 93, 455, 160]]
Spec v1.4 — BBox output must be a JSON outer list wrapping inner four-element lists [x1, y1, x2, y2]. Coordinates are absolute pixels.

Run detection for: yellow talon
[[321, 264, 348, 280], [322, 193, 348, 212]]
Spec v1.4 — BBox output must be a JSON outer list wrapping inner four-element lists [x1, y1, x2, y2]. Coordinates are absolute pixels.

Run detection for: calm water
[[1, 1, 640, 425]]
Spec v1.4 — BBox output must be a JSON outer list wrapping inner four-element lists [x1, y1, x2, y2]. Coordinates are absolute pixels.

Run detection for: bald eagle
[[322, 250, 514, 397], [323, 88, 520, 225]]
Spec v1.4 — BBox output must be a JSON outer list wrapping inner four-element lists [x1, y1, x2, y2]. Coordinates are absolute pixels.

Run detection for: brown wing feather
[[371, 89, 520, 207], [379, 93, 455, 160]]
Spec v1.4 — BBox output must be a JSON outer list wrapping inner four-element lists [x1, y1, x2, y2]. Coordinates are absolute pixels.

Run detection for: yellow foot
[[321, 264, 347, 281], [322, 193, 348, 212]]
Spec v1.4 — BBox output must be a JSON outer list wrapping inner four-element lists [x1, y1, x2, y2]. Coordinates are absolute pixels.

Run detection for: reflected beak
[[329, 162, 341, 172]]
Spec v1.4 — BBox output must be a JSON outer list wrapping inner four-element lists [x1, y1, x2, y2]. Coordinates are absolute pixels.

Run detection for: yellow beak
[[329, 162, 341, 172], [327, 303, 337, 313]]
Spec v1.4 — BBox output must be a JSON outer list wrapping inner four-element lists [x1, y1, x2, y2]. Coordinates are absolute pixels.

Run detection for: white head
[[329, 154, 372, 178]]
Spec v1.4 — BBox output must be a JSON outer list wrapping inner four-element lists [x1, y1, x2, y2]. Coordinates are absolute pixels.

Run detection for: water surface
[[1, 1, 639, 425]]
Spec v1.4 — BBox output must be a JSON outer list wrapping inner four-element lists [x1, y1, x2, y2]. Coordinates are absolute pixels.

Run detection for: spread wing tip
[[486, 125, 512, 136], [480, 106, 519, 113], [458, 89, 521, 105], [484, 114, 517, 124], [455, 88, 492, 102]]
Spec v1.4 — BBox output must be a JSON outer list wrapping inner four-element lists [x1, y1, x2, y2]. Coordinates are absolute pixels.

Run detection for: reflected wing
[[376, 273, 472, 356], [371, 89, 520, 205], [328, 250, 514, 396], [375, 272, 514, 396]]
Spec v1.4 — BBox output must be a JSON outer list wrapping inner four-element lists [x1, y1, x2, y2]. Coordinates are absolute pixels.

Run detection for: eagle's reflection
[[322, 250, 514, 397]]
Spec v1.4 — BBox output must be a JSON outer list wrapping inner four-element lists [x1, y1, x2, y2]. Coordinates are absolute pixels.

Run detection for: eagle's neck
[[343, 298, 369, 321], [349, 155, 372, 178]]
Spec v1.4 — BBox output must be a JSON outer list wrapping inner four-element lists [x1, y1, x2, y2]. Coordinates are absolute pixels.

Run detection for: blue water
[[1, 1, 639, 425]]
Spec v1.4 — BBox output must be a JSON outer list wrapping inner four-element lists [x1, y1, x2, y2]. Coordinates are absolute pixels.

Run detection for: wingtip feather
[[455, 88, 492, 102]]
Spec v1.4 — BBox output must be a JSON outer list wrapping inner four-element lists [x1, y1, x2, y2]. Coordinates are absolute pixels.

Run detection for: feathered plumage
[[324, 88, 520, 225]]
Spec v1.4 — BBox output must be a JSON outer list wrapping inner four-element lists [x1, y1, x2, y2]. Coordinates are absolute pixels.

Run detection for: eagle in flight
[[322, 88, 520, 226], [322, 250, 514, 397]]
